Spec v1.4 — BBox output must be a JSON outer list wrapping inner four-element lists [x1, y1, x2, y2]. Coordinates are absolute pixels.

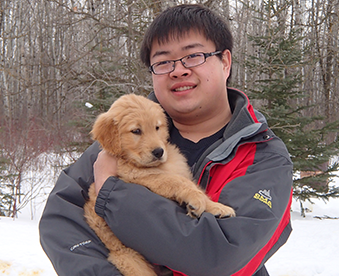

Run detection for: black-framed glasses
[[149, 51, 222, 75]]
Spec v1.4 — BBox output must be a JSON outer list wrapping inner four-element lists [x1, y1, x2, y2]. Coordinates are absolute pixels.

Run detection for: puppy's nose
[[152, 148, 164, 159]]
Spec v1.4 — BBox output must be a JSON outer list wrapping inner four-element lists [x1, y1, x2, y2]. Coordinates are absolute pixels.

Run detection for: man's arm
[[39, 143, 122, 276], [95, 139, 293, 276]]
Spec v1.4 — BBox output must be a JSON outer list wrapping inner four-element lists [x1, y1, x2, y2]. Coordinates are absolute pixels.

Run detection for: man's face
[[150, 30, 232, 125]]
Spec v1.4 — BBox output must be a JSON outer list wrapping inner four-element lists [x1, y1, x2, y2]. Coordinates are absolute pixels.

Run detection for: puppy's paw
[[205, 201, 236, 218], [185, 192, 207, 218], [186, 203, 204, 218]]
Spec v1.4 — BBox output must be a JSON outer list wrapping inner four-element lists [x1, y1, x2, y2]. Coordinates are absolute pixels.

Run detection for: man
[[40, 4, 293, 276]]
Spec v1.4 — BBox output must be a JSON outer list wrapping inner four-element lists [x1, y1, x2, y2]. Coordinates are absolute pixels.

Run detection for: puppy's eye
[[155, 126, 160, 131], [131, 129, 142, 135]]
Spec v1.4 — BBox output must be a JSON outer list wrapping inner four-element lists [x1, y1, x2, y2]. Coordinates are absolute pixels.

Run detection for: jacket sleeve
[[39, 142, 123, 276], [95, 137, 293, 276]]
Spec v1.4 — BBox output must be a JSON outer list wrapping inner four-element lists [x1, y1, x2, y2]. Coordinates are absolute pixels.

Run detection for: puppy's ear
[[90, 112, 121, 156]]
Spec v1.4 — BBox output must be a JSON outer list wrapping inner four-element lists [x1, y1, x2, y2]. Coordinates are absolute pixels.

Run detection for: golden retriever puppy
[[84, 94, 235, 276]]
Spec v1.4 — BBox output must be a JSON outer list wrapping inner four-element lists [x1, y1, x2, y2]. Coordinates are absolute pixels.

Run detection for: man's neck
[[173, 112, 231, 143]]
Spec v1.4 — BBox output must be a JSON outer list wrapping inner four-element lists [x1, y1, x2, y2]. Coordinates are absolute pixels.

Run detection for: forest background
[[1, 0, 339, 218]]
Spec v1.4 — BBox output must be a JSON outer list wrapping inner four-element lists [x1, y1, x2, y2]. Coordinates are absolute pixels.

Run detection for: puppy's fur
[[84, 94, 235, 276]]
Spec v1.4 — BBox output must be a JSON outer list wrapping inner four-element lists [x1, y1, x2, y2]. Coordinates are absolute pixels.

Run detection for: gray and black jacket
[[39, 88, 293, 276]]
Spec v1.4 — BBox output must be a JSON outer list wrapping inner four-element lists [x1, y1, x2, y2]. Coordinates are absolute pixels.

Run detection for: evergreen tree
[[244, 0, 339, 216], [0, 154, 13, 217]]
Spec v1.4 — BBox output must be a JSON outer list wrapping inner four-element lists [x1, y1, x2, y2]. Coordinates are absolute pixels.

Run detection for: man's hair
[[140, 4, 233, 68]]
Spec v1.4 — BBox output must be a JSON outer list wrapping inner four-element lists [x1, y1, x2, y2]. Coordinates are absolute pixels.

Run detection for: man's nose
[[169, 61, 190, 78]]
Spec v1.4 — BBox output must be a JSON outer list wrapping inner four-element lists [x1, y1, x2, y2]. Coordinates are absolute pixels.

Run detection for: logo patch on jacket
[[253, 189, 272, 208], [70, 240, 92, 251]]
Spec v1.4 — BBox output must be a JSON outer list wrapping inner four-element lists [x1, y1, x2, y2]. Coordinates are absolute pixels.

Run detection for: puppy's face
[[91, 94, 169, 167]]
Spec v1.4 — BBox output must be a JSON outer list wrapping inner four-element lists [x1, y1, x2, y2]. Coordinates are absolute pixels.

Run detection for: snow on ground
[[1, 176, 338, 276], [266, 199, 339, 276], [0, 216, 56, 276]]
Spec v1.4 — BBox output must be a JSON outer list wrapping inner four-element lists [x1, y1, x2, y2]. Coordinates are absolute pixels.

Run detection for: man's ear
[[90, 112, 121, 156], [222, 49, 232, 78]]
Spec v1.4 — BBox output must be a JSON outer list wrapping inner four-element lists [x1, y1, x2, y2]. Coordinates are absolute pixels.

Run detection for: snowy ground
[[1, 177, 338, 276]]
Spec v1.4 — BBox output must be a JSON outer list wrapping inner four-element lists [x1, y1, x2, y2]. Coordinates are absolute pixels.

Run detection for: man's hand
[[93, 150, 118, 195]]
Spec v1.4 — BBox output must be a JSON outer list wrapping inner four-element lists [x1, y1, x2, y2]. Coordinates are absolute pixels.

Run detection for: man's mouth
[[173, 85, 195, 92]]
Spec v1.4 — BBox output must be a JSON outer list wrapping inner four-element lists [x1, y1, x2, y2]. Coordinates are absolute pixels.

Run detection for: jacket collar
[[226, 88, 266, 138], [208, 88, 268, 162]]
